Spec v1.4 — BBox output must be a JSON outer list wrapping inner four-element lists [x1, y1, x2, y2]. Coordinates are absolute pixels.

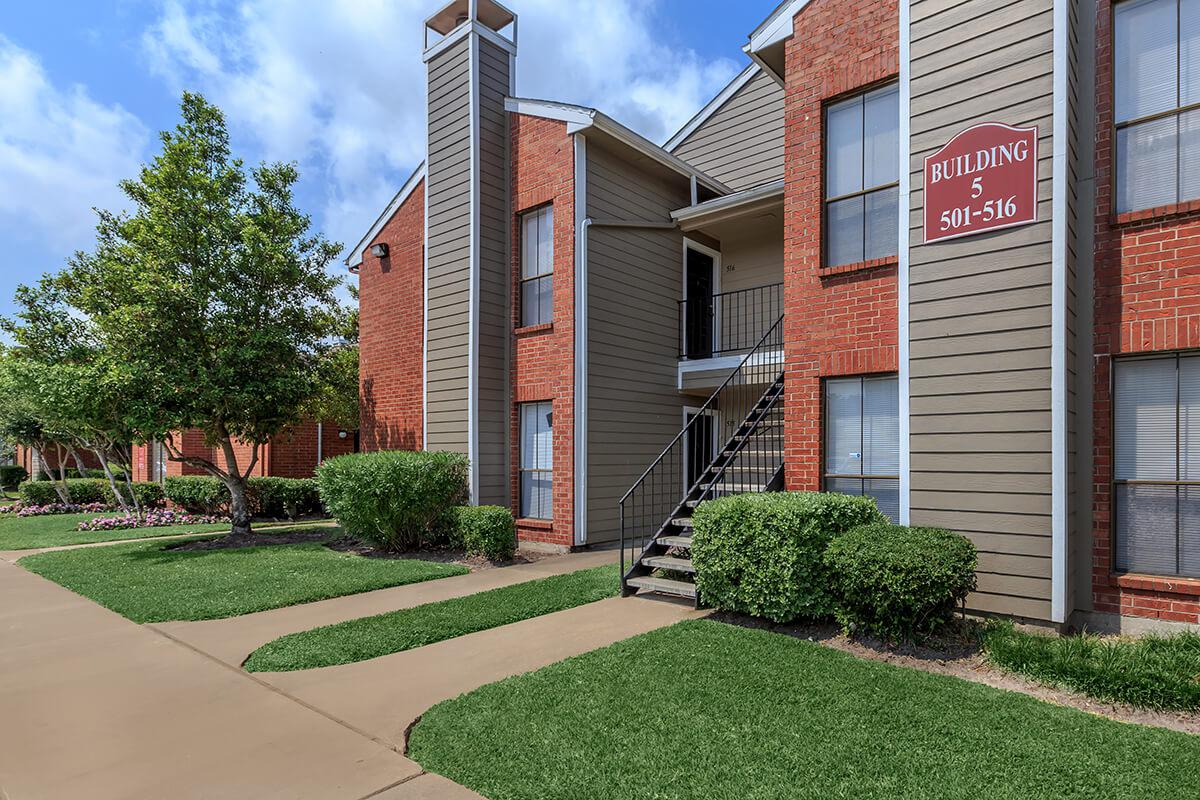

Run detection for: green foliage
[[0, 465, 28, 490], [250, 477, 321, 520], [451, 505, 516, 561], [825, 524, 977, 641], [103, 481, 166, 510], [19, 478, 108, 506], [0, 511, 228, 550], [316, 450, 469, 551], [407, 620, 1200, 800], [245, 564, 619, 672], [984, 621, 1200, 711], [164, 476, 229, 515], [691, 492, 885, 623]]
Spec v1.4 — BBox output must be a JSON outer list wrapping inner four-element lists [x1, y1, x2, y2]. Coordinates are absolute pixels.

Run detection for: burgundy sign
[[923, 122, 1038, 244]]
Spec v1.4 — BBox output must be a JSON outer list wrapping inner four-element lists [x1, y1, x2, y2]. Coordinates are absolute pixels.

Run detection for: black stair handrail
[[619, 314, 784, 589], [678, 282, 783, 360]]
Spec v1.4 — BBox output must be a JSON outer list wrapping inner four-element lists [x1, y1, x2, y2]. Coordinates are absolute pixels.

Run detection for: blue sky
[[0, 0, 778, 326]]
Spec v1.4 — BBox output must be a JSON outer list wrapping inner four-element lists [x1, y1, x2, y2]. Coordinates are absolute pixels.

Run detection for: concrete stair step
[[642, 555, 696, 573], [669, 517, 694, 528], [626, 575, 697, 599], [658, 535, 694, 548]]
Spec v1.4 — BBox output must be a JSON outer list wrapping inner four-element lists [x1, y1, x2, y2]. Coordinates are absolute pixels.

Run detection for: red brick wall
[[265, 420, 357, 478], [510, 114, 575, 548], [780, 0, 899, 491], [359, 179, 426, 452], [1091, 0, 1200, 624]]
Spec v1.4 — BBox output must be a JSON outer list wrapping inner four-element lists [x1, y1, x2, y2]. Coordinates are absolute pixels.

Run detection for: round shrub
[[18, 480, 58, 506], [825, 523, 977, 641], [103, 481, 166, 510], [250, 477, 321, 520], [19, 478, 108, 506], [164, 476, 229, 515], [452, 505, 516, 561], [0, 465, 28, 490], [691, 491, 885, 623], [316, 450, 469, 551]]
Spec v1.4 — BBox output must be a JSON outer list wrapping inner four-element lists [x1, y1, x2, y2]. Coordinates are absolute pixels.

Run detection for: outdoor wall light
[[370, 243, 389, 259], [338, 430, 349, 439]]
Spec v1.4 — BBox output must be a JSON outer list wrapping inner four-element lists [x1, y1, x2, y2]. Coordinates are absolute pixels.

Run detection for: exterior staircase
[[619, 316, 785, 603]]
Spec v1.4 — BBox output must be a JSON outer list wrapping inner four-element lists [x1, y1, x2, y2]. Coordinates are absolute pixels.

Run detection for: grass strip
[[409, 619, 1200, 800], [983, 620, 1200, 711], [244, 563, 620, 672], [0, 511, 230, 550], [19, 531, 468, 623]]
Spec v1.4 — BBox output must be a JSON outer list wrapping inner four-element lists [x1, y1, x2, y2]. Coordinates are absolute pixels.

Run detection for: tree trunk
[[49, 445, 71, 504], [71, 449, 86, 476], [225, 476, 252, 536], [93, 448, 131, 515]]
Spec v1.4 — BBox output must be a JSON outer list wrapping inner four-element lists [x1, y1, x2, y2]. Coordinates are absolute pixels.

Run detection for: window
[[1113, 0, 1200, 212], [1113, 354, 1200, 577], [520, 205, 554, 327], [519, 401, 553, 519], [824, 84, 900, 267], [824, 375, 900, 522]]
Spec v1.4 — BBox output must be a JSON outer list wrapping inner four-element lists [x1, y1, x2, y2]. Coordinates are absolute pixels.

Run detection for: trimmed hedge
[[19, 478, 109, 506], [452, 505, 516, 561], [164, 476, 229, 515], [104, 481, 166, 510], [0, 465, 28, 490], [316, 450, 469, 551], [691, 492, 884, 623], [825, 523, 977, 641], [252, 477, 321, 520]]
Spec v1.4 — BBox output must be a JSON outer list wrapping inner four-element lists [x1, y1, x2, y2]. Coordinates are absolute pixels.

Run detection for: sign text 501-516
[[923, 122, 1038, 244]]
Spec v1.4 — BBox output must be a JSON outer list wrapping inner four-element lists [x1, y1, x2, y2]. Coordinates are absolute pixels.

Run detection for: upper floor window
[[520, 205, 554, 327], [1113, 354, 1200, 578], [824, 84, 899, 267], [1114, 0, 1200, 213]]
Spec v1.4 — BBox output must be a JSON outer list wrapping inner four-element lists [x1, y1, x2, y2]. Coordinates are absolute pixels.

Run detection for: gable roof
[[664, 62, 760, 153], [505, 97, 732, 195], [344, 161, 426, 269]]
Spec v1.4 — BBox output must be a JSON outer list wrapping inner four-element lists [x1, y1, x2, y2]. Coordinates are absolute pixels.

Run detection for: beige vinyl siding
[[671, 69, 784, 191], [908, 0, 1057, 621], [425, 36, 472, 456], [475, 38, 511, 506], [586, 141, 691, 543]]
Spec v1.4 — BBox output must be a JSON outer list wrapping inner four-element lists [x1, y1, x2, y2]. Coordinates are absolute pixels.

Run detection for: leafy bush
[[19, 479, 109, 506], [452, 506, 516, 561], [691, 492, 885, 623], [249, 477, 321, 520], [825, 523, 977, 641], [103, 481, 167, 510], [316, 450, 469, 551], [0, 465, 28, 490], [164, 476, 229, 515]]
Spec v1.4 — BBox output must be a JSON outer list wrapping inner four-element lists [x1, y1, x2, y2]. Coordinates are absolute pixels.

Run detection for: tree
[[305, 285, 359, 431], [58, 93, 343, 536]]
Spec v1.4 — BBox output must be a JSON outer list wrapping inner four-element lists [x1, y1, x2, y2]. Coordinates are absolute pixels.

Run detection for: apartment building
[[351, 0, 1200, 631]]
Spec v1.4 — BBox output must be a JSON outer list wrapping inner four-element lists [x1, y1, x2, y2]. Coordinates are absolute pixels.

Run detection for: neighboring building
[[129, 421, 356, 483], [350, 0, 1200, 632], [14, 445, 104, 479]]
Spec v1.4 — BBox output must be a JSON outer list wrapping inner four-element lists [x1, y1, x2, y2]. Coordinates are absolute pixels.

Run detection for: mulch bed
[[714, 611, 1200, 736], [168, 528, 552, 571]]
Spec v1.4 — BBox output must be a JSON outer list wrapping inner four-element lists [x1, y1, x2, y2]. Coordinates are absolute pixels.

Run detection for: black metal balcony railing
[[678, 282, 783, 360]]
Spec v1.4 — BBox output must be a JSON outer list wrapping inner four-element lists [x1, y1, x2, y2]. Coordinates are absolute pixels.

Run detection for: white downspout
[[316, 422, 324, 466]]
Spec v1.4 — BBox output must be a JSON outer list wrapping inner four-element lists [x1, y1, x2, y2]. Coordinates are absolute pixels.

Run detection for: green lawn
[[244, 564, 620, 672], [409, 620, 1200, 800], [984, 621, 1200, 711], [0, 512, 231, 550], [19, 532, 469, 622]]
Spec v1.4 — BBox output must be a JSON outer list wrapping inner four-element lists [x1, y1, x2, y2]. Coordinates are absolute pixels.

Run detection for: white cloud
[[141, 0, 740, 252], [0, 36, 149, 256]]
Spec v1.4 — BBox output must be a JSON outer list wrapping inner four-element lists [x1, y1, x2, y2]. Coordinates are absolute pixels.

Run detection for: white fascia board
[[423, 20, 515, 64], [898, 0, 911, 526], [345, 162, 427, 268], [1050, 0, 1070, 624], [748, 0, 811, 52], [573, 133, 589, 546], [670, 179, 784, 223], [506, 97, 731, 196], [504, 97, 596, 127], [664, 62, 760, 153]]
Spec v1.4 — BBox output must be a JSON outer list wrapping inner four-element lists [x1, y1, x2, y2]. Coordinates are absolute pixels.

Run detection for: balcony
[[678, 282, 782, 361]]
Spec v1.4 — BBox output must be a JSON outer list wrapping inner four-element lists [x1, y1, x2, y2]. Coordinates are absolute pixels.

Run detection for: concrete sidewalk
[[153, 548, 617, 667]]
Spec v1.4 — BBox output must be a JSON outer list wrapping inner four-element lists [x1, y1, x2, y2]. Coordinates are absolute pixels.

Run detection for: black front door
[[685, 411, 716, 491], [684, 247, 715, 359]]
